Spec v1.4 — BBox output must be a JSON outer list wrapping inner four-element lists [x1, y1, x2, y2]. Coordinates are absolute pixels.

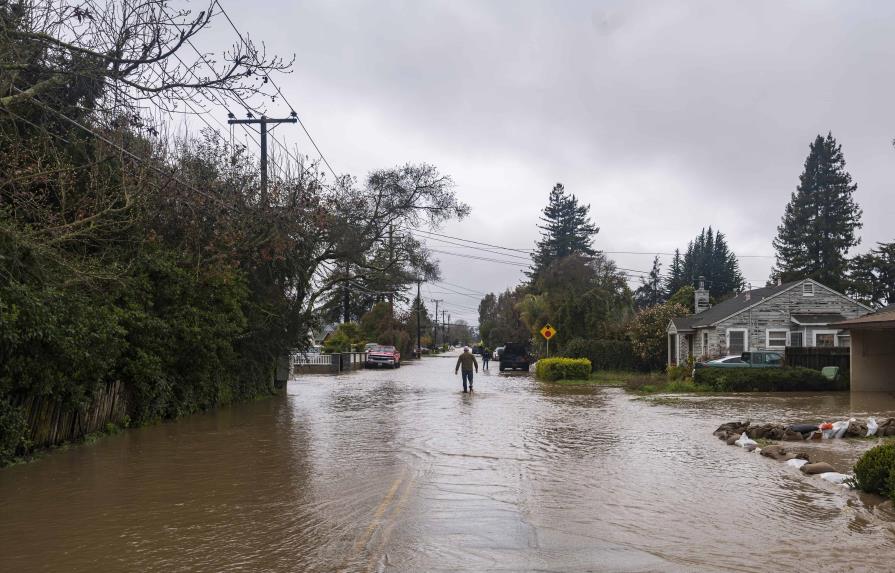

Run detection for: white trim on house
[[765, 328, 789, 349], [726, 328, 749, 354], [691, 279, 873, 329], [812, 329, 840, 347], [802, 283, 815, 297]]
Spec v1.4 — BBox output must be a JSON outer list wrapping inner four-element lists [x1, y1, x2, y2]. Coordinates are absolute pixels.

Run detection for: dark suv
[[499, 342, 530, 372]]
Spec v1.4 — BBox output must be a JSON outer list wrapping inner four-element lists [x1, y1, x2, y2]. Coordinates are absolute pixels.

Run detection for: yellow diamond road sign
[[540, 324, 557, 340]]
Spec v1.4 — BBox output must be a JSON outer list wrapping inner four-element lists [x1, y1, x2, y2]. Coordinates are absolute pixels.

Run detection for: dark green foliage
[[535, 358, 591, 381], [849, 241, 895, 308], [478, 287, 530, 349], [693, 367, 844, 392], [629, 302, 690, 372], [773, 133, 863, 292], [0, 401, 28, 465], [853, 443, 895, 501], [561, 338, 640, 371], [634, 256, 665, 309], [667, 227, 744, 299], [529, 183, 599, 283]]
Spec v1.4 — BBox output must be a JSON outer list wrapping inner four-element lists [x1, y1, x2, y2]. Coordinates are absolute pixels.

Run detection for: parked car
[[472, 346, 482, 355], [499, 342, 530, 372], [693, 351, 783, 375], [493, 346, 505, 361], [366, 345, 401, 368]]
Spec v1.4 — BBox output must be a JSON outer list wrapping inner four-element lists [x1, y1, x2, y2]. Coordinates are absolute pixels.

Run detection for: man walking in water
[[455, 347, 479, 393], [481, 346, 490, 370]]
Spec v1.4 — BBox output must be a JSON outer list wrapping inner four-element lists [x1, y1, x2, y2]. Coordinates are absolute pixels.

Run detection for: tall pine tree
[[528, 183, 599, 283], [772, 133, 862, 292], [635, 256, 665, 309], [680, 227, 744, 299], [664, 249, 686, 297]]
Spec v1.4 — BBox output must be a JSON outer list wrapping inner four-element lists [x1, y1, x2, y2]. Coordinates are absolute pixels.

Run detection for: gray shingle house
[[667, 277, 872, 365]]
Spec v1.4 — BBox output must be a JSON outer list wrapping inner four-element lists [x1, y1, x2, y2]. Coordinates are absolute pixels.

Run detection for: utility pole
[[416, 280, 423, 356], [431, 299, 443, 348], [227, 113, 297, 203], [447, 313, 451, 346], [342, 261, 350, 324], [442, 310, 446, 349]]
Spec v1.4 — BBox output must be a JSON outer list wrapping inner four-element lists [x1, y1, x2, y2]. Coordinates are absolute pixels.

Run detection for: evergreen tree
[[664, 249, 686, 297], [849, 241, 895, 308], [635, 256, 665, 309], [680, 227, 744, 299], [772, 133, 863, 291], [528, 183, 599, 283]]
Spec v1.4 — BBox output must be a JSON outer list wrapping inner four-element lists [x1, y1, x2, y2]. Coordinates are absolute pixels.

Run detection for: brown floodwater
[[3, 353, 895, 572]]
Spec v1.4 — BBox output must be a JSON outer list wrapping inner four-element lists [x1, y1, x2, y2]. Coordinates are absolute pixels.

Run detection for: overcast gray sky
[[195, 0, 895, 325]]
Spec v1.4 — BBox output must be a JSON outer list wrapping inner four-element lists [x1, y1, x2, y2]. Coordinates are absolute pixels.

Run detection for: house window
[[669, 334, 678, 364], [837, 335, 851, 348], [727, 329, 748, 355], [789, 332, 804, 347], [702, 332, 708, 356], [802, 283, 814, 297], [815, 333, 835, 347], [766, 330, 788, 349]]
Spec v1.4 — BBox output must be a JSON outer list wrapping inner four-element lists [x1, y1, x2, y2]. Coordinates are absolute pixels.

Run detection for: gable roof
[[687, 280, 802, 328], [665, 279, 871, 334]]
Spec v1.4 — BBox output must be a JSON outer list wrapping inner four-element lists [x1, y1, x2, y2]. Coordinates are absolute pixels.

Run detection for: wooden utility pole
[[431, 299, 443, 347], [227, 113, 297, 203], [416, 280, 422, 355]]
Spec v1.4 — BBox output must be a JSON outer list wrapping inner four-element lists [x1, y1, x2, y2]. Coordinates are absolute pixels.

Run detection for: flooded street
[[3, 352, 895, 572]]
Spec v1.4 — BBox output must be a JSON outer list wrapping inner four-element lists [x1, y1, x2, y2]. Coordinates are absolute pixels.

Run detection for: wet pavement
[[3, 351, 895, 572]]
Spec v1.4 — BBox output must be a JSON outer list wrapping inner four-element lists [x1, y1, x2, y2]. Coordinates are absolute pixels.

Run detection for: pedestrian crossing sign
[[540, 324, 557, 340]]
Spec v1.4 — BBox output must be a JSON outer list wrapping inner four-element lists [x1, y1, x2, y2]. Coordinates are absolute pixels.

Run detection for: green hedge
[[693, 367, 845, 392], [535, 358, 592, 381], [562, 338, 640, 371], [853, 443, 895, 501]]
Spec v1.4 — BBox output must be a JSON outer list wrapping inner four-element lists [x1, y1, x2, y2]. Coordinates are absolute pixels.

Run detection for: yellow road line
[[365, 474, 415, 572], [352, 471, 406, 554]]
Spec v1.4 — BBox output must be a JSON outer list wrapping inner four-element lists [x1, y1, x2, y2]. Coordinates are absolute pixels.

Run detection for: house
[[832, 304, 895, 392], [667, 277, 873, 365]]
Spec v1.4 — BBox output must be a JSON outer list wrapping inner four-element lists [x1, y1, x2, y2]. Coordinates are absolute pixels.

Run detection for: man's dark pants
[[462, 370, 474, 392]]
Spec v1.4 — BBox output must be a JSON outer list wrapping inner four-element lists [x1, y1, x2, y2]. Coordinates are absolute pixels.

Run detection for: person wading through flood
[[481, 346, 490, 370], [455, 347, 479, 393]]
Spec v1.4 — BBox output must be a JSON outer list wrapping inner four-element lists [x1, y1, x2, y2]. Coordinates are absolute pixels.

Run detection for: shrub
[[561, 338, 641, 371], [853, 443, 895, 500], [693, 367, 839, 392], [0, 401, 28, 466], [535, 358, 592, 381]]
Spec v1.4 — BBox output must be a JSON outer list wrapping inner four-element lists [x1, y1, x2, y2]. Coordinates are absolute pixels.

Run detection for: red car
[[365, 345, 401, 369]]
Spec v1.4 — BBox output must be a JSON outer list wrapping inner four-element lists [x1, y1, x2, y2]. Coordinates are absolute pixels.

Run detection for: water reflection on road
[[2, 352, 895, 571]]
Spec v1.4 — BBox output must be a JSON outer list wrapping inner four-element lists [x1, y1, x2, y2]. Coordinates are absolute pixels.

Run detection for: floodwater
[[3, 353, 895, 572]]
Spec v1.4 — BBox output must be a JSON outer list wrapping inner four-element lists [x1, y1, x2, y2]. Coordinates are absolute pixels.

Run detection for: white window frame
[[765, 329, 789, 349], [812, 329, 839, 347], [802, 283, 814, 297], [702, 332, 709, 356], [837, 334, 851, 348], [726, 328, 749, 355]]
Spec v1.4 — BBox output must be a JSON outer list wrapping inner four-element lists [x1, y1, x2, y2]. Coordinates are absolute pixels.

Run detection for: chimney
[[776, 276, 782, 287], [694, 276, 710, 314]]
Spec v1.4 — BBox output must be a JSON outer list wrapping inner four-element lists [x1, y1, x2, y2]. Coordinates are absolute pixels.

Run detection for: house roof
[[834, 304, 895, 329], [670, 316, 696, 332], [791, 313, 846, 325], [686, 280, 802, 328]]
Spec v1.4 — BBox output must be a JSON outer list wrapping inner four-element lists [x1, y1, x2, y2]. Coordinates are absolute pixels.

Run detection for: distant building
[[833, 305, 895, 391], [667, 277, 872, 365]]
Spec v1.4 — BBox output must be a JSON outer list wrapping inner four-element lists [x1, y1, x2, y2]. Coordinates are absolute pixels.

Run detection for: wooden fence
[[12, 380, 129, 449], [784, 347, 850, 372]]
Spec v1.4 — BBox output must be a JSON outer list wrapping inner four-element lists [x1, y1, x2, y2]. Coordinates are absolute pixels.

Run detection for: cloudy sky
[[195, 0, 895, 325]]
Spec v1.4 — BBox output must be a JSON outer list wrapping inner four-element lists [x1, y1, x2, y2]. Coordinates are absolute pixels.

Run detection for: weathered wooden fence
[[784, 347, 850, 372], [12, 381, 129, 449]]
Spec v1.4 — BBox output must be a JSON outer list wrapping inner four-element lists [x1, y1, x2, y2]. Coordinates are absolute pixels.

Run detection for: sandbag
[[801, 462, 836, 475], [735, 432, 758, 451], [867, 417, 878, 437], [786, 458, 808, 469], [819, 472, 850, 485], [787, 423, 819, 434]]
